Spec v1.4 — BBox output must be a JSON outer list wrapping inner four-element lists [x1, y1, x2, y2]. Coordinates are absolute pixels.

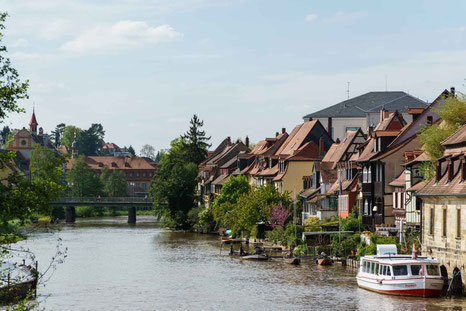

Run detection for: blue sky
[[2, 0, 466, 152]]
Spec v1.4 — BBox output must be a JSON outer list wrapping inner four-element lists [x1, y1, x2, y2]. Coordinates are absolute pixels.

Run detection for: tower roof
[[29, 109, 38, 126]]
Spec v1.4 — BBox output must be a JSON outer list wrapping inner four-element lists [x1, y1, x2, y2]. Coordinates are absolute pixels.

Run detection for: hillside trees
[[100, 166, 127, 197], [66, 155, 102, 197]]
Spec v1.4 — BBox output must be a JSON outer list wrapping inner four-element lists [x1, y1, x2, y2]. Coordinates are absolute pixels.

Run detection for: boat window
[[385, 266, 392, 276], [371, 262, 377, 274], [362, 261, 367, 272], [365, 261, 370, 273], [411, 265, 422, 276], [392, 265, 408, 276], [426, 265, 440, 276], [375, 263, 380, 274]]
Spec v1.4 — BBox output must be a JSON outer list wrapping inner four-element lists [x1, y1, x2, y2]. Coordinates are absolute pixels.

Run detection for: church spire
[[29, 107, 38, 134]]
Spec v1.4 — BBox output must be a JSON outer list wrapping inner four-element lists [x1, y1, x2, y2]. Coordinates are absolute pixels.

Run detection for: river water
[[9, 216, 466, 310]]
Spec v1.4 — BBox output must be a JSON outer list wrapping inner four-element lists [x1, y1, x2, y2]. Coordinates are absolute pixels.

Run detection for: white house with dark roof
[[303, 91, 427, 140]]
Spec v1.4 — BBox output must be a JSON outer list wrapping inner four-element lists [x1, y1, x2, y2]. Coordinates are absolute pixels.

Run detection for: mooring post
[[65, 206, 76, 223], [128, 206, 136, 224]]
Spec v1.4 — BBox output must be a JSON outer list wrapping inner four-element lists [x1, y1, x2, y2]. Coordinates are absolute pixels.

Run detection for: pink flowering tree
[[267, 203, 291, 228]]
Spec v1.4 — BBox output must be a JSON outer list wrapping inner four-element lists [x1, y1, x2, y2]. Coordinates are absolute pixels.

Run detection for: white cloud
[[40, 19, 76, 40], [324, 11, 368, 24], [60, 21, 183, 54], [305, 13, 318, 22], [10, 51, 39, 60]]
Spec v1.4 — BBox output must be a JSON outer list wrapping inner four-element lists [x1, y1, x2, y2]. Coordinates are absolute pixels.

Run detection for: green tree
[[230, 184, 292, 235], [0, 125, 10, 145], [78, 123, 105, 156], [100, 166, 127, 197], [419, 94, 466, 160], [51, 123, 66, 147], [61, 125, 81, 149], [211, 175, 250, 228], [66, 155, 102, 197], [149, 138, 198, 229], [181, 114, 211, 165], [127, 145, 135, 157]]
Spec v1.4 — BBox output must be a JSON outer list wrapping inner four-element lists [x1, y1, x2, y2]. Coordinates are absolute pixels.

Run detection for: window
[[363, 167, 368, 183], [443, 208, 447, 237], [427, 116, 433, 125], [368, 166, 372, 183], [392, 265, 408, 276], [143, 173, 146, 177], [430, 207, 435, 235], [364, 199, 369, 215], [142, 183, 146, 190], [129, 173, 133, 177], [411, 265, 422, 276], [362, 261, 368, 272], [136, 173, 140, 177], [457, 208, 461, 238], [346, 127, 360, 132], [375, 263, 380, 275], [426, 265, 440, 276]]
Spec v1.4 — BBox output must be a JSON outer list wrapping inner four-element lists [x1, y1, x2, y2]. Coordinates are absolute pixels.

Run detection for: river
[[9, 216, 466, 310]]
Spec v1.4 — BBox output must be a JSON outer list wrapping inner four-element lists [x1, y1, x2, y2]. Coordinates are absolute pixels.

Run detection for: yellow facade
[[277, 161, 314, 197]]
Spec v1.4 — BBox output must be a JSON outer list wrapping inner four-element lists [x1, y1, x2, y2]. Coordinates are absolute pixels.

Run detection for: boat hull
[[240, 254, 268, 261], [356, 276, 443, 297]]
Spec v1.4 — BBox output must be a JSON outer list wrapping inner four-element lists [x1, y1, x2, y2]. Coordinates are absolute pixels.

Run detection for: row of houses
[[197, 87, 466, 286]]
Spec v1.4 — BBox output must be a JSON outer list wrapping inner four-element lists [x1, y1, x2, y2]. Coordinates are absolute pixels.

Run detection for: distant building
[[7, 110, 55, 161], [66, 156, 157, 196], [303, 91, 427, 140], [102, 142, 130, 157]]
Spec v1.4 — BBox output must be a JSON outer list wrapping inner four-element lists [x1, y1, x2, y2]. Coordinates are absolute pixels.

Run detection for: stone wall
[[421, 196, 466, 291]]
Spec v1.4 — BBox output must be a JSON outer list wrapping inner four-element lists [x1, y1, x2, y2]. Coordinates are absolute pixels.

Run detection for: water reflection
[[9, 217, 466, 311]]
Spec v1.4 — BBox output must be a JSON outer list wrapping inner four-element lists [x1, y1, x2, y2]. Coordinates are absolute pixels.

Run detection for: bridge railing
[[54, 197, 153, 204]]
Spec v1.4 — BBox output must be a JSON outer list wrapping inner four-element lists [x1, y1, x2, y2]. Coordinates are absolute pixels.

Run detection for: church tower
[[72, 130, 79, 158], [29, 108, 38, 134]]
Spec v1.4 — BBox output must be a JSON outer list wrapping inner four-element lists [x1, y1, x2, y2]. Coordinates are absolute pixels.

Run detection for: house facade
[[418, 124, 466, 294]]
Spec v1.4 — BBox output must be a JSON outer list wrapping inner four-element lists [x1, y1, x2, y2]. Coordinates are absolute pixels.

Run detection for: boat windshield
[[426, 265, 440, 276], [410, 265, 423, 276], [392, 265, 408, 276]]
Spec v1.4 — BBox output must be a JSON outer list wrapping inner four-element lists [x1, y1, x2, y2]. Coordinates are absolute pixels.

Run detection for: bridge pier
[[65, 206, 76, 223], [128, 207, 136, 224]]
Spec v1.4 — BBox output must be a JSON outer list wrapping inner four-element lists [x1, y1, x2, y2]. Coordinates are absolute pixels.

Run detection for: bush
[[304, 217, 321, 232], [341, 211, 362, 232], [198, 207, 215, 231], [76, 206, 95, 218], [187, 206, 203, 228]]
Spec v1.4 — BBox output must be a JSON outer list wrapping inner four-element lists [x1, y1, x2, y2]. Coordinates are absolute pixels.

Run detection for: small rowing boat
[[240, 254, 269, 261]]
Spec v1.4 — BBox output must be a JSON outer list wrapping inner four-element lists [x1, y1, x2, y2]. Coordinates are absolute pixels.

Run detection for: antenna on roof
[[347, 81, 350, 99]]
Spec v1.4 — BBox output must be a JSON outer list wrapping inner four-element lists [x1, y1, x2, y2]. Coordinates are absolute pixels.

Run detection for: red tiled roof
[[275, 120, 318, 157], [66, 156, 156, 170], [442, 124, 466, 147]]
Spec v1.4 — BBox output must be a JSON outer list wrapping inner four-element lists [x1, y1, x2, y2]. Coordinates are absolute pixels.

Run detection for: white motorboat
[[356, 244, 444, 297]]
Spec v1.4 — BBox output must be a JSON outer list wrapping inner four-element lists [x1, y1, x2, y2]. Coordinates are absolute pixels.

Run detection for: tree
[[211, 175, 250, 228], [149, 138, 198, 229], [419, 94, 466, 160], [61, 125, 81, 150], [51, 123, 66, 147], [181, 114, 211, 165], [78, 123, 105, 156], [0, 125, 10, 145], [229, 184, 292, 235], [100, 166, 127, 197], [127, 145, 135, 157], [154, 150, 167, 162], [66, 155, 102, 197], [267, 203, 291, 228], [140, 144, 155, 160]]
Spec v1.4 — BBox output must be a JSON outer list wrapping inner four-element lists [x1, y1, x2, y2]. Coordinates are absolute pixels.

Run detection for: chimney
[[380, 109, 389, 123], [282, 128, 286, 134], [368, 126, 374, 137], [319, 137, 325, 157], [227, 136, 231, 144], [38, 127, 43, 135], [275, 132, 279, 137], [408, 108, 424, 121], [451, 86, 456, 96], [327, 117, 333, 139], [245, 136, 249, 148], [335, 138, 340, 144]]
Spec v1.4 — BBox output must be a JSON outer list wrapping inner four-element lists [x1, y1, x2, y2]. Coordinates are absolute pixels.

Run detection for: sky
[[1, 0, 466, 152]]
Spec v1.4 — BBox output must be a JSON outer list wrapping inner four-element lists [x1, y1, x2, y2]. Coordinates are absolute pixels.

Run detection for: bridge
[[51, 197, 154, 224]]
